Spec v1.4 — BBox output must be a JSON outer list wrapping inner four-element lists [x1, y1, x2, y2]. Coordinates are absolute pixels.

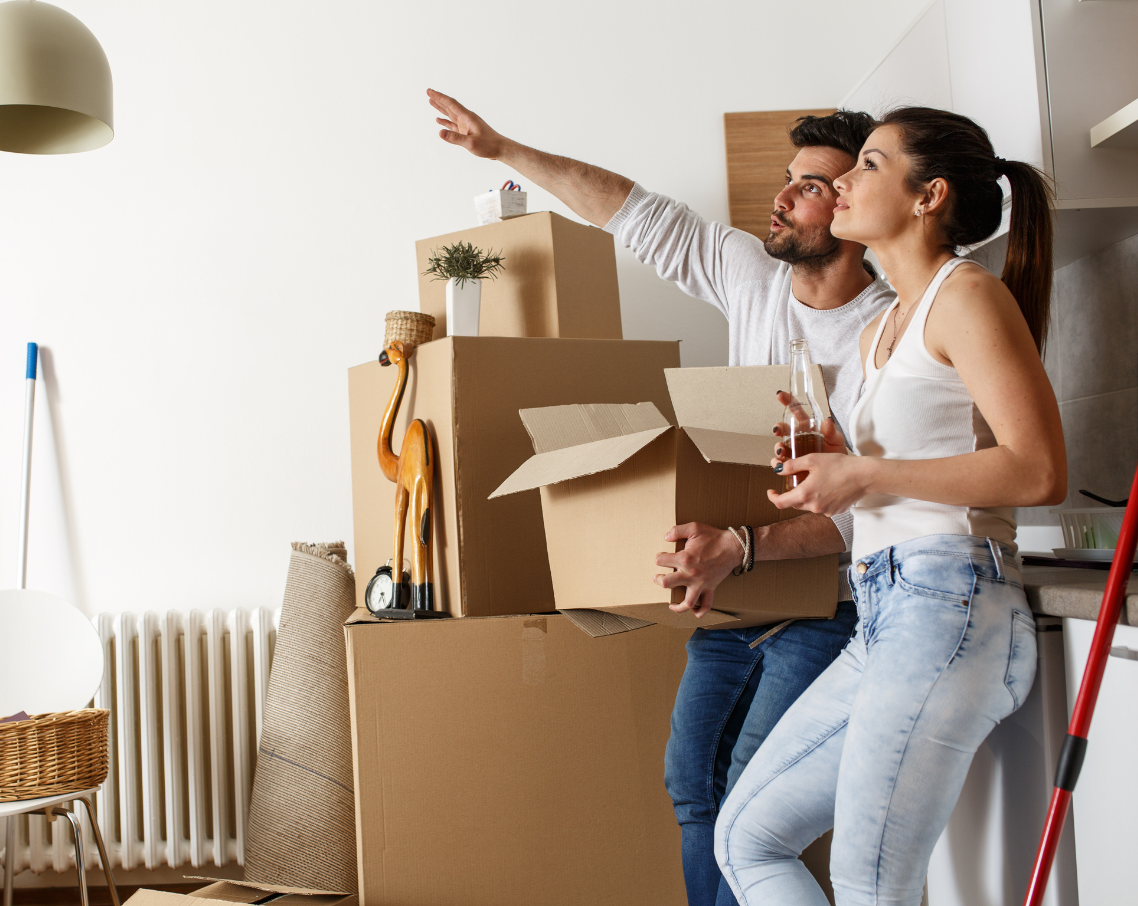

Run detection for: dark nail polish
[[774, 463, 783, 474]]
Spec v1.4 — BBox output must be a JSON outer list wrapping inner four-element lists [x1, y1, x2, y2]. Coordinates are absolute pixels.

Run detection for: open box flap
[[683, 426, 778, 467], [183, 878, 353, 898], [665, 365, 831, 435], [519, 401, 671, 453], [489, 426, 671, 498]]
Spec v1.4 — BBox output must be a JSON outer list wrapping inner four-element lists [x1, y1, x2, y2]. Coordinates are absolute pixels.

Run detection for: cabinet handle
[[1109, 646, 1138, 661]]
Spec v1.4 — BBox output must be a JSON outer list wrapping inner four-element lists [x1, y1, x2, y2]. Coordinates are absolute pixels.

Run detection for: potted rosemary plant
[[422, 241, 505, 337]]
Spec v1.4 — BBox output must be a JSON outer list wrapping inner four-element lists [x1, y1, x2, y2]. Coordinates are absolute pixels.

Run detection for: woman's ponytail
[[880, 107, 1055, 354], [997, 159, 1054, 353]]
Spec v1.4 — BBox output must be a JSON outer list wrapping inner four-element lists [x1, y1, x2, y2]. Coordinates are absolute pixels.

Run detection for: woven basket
[[384, 310, 436, 350], [0, 709, 109, 802]]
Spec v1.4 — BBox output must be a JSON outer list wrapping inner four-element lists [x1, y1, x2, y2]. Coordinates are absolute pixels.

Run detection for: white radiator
[[2, 608, 279, 876]]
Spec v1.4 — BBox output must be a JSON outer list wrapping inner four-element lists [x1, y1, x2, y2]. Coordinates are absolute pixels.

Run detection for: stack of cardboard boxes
[[126, 212, 838, 906], [341, 213, 838, 905]]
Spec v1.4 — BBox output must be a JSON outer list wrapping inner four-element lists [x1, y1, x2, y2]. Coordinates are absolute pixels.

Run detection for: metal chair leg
[[3, 817, 13, 906], [77, 798, 118, 906], [44, 807, 88, 906]]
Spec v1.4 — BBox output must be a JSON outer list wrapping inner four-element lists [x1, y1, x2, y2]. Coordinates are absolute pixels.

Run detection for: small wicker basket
[[384, 310, 436, 352], [0, 709, 110, 802]]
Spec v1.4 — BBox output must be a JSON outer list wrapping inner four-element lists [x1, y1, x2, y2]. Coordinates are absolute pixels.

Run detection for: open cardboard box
[[492, 365, 840, 629], [124, 881, 354, 906], [348, 337, 680, 617]]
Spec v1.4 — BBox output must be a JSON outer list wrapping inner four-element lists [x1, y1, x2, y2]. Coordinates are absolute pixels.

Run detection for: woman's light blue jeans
[[714, 534, 1037, 906]]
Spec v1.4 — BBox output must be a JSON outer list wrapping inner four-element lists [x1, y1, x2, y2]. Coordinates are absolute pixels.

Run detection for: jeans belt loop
[[885, 546, 895, 586], [987, 537, 1005, 581]]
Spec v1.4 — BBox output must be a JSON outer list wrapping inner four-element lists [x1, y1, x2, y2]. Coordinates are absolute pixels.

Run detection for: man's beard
[[763, 213, 841, 274]]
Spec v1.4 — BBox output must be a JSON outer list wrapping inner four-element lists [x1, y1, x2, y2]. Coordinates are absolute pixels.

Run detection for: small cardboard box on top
[[343, 610, 691, 906], [416, 212, 623, 341], [492, 364, 840, 629], [347, 336, 681, 617]]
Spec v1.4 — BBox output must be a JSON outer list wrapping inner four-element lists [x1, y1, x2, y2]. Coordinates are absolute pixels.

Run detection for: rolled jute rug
[[244, 541, 357, 893]]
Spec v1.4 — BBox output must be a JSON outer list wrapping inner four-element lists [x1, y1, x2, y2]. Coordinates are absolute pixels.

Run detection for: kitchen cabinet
[[926, 616, 1079, 906], [843, 0, 1138, 268], [1063, 618, 1138, 905]]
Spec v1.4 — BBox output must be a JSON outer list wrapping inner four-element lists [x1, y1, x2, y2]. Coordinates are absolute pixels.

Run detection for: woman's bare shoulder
[[937, 260, 1017, 315]]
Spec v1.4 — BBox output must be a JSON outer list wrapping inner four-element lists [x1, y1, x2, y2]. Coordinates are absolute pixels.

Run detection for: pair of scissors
[[501, 180, 522, 191]]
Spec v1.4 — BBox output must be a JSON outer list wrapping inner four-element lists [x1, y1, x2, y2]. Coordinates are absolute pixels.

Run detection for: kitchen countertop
[[1022, 564, 1138, 626]]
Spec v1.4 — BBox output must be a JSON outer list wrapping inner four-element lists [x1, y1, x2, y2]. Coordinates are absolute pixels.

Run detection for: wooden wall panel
[[724, 109, 837, 239]]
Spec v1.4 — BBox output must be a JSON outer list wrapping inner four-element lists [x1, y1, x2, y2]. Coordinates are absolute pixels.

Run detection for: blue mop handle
[[26, 342, 37, 380]]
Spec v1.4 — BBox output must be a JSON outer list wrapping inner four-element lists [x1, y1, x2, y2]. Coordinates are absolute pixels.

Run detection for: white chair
[[0, 590, 118, 906], [1, 789, 118, 906]]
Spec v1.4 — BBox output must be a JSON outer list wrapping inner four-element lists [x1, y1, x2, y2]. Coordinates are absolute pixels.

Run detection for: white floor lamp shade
[[0, 0, 112, 154]]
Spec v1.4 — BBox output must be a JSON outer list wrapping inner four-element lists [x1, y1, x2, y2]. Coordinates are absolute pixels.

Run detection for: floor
[[12, 883, 199, 905]]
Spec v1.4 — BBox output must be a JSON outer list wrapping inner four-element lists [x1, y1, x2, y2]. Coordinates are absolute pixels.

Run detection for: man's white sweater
[[605, 184, 896, 570]]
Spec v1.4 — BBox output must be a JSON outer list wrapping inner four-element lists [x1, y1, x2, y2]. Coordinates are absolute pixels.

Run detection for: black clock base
[[372, 608, 451, 620]]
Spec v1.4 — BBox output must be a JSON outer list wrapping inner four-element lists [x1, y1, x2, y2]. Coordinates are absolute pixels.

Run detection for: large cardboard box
[[416, 212, 623, 340], [348, 337, 681, 617], [344, 611, 690, 906], [492, 365, 840, 628]]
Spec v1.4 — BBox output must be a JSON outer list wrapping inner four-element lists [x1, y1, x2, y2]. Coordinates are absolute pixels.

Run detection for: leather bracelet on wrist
[[729, 526, 755, 576]]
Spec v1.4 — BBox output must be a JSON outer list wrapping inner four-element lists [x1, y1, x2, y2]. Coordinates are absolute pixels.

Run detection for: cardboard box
[[344, 611, 691, 906], [492, 365, 840, 628], [416, 212, 623, 340], [124, 881, 355, 906], [348, 337, 681, 618]]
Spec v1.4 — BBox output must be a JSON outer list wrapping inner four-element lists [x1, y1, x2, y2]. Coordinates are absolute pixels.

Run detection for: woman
[[713, 107, 1066, 906]]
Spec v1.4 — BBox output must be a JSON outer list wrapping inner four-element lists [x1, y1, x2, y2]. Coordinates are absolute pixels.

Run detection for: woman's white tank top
[[848, 257, 1017, 561]]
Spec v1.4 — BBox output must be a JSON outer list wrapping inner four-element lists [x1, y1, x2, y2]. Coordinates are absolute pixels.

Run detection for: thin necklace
[[885, 302, 915, 358], [884, 260, 953, 359]]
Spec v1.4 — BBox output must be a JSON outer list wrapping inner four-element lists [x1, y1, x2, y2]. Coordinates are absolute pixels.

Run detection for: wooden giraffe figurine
[[377, 340, 435, 612]]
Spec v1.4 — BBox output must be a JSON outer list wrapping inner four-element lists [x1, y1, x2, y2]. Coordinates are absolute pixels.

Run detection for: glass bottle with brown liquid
[[783, 339, 826, 492]]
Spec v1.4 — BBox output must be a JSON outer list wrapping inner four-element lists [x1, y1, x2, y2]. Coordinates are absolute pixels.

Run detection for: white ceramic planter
[[445, 278, 481, 337]]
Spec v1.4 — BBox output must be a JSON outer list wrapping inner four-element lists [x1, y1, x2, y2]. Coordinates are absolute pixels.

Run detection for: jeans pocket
[[1004, 611, 1038, 711], [894, 553, 976, 603]]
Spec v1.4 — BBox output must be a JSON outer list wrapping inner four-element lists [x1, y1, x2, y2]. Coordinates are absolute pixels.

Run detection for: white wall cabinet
[[1063, 618, 1138, 906], [843, 0, 1138, 268]]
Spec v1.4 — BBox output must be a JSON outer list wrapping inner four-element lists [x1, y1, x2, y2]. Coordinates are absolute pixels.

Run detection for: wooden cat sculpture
[[369, 340, 443, 617]]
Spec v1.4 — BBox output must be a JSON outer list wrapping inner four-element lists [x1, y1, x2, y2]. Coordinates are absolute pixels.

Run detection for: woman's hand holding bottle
[[770, 401, 870, 516]]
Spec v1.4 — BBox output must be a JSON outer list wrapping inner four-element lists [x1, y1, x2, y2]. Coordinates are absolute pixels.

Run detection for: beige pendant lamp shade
[[0, 0, 111, 154]]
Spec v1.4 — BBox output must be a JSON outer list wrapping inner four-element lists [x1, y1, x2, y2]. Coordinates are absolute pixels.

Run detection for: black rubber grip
[[1055, 734, 1088, 791]]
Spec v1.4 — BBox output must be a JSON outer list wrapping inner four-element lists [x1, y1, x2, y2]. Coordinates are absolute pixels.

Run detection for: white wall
[[0, 0, 930, 617]]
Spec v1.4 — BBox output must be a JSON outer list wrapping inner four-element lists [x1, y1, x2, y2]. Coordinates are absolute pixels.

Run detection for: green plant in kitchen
[[423, 241, 505, 288]]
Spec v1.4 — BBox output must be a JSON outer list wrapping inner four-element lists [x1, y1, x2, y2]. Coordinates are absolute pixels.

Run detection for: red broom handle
[[1023, 465, 1138, 906]]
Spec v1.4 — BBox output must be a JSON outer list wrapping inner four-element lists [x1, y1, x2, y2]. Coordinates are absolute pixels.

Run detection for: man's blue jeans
[[664, 603, 859, 906]]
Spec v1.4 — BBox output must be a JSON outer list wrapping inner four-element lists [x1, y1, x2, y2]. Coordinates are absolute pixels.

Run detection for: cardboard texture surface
[[348, 337, 681, 617], [559, 607, 658, 637], [125, 882, 355, 906], [665, 363, 830, 432], [495, 365, 839, 628], [345, 614, 691, 906], [416, 213, 622, 340]]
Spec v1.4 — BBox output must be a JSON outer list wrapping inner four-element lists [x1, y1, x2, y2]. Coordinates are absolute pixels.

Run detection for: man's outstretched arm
[[428, 88, 632, 227]]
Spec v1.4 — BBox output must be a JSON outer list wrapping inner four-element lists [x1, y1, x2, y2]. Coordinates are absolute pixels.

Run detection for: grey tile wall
[[1012, 231, 1138, 526]]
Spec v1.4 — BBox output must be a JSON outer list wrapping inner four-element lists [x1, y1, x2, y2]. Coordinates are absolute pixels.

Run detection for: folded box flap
[[518, 402, 671, 454], [666, 365, 830, 434], [183, 878, 353, 898], [489, 426, 672, 498], [684, 426, 777, 467]]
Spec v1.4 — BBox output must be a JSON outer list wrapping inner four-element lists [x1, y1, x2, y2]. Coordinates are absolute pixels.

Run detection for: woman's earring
[[914, 208, 922, 216]]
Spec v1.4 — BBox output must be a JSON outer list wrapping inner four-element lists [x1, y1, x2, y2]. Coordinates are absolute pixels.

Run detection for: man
[[427, 89, 893, 906]]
